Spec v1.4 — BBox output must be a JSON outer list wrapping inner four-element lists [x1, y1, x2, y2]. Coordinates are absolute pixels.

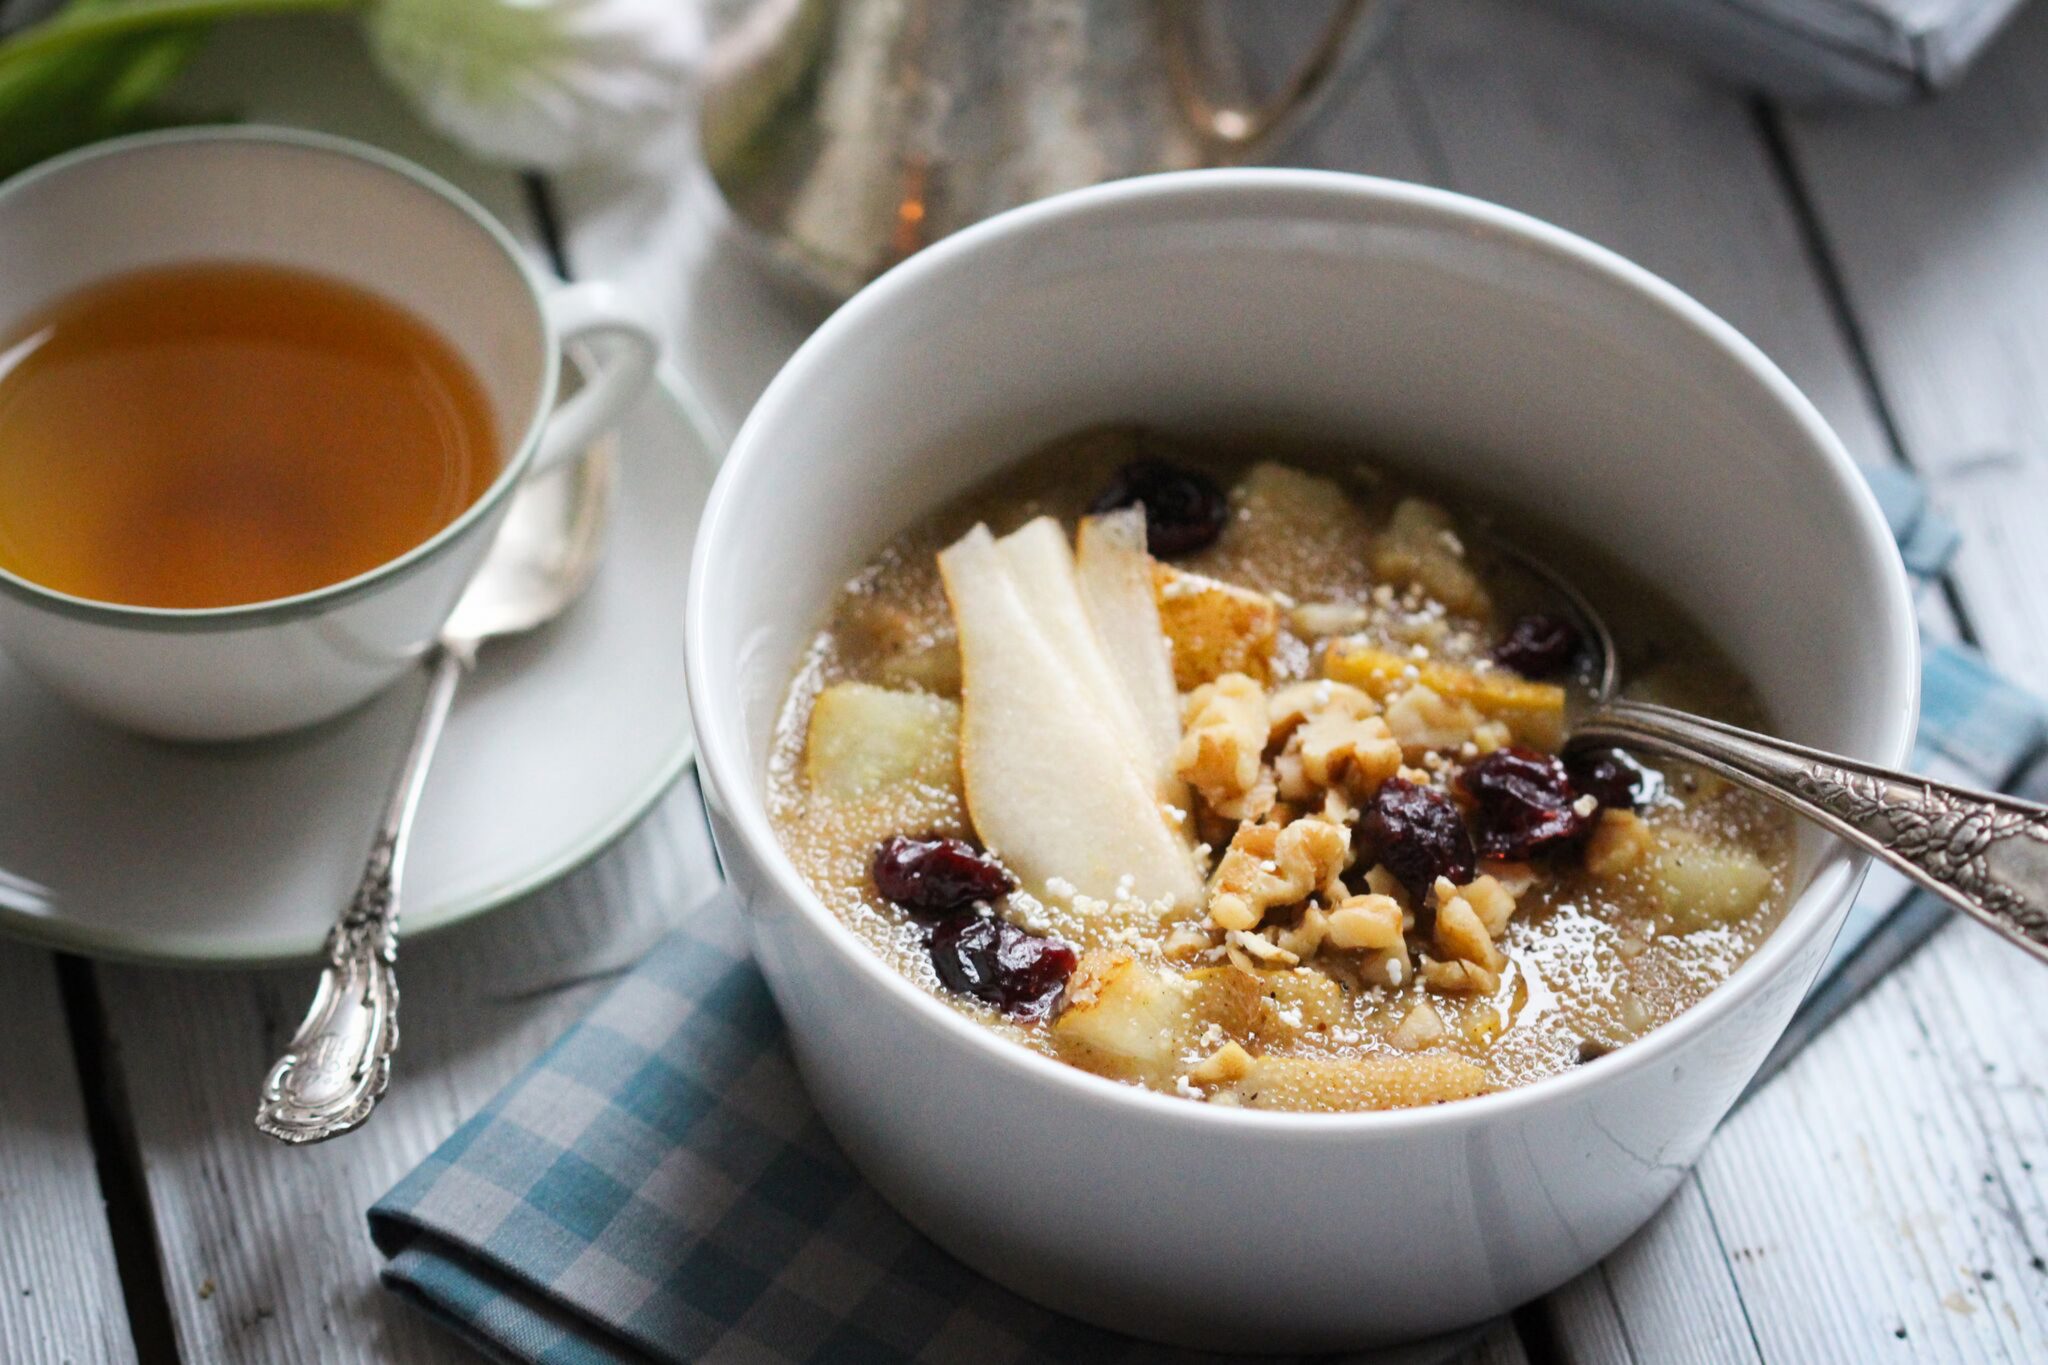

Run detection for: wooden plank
[[1701, 925, 2048, 1361], [1458, 1319, 1533, 1365], [1540, 1176, 1764, 1365], [1743, 6, 2048, 1362], [1370, 0, 1895, 472], [1779, 0, 2048, 694], [0, 944, 136, 1365]]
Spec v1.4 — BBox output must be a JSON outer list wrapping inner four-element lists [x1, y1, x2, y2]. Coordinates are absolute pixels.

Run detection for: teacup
[[0, 127, 658, 741]]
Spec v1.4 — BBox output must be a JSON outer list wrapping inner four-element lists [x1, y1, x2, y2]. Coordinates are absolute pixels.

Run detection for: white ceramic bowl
[[686, 170, 1918, 1351]]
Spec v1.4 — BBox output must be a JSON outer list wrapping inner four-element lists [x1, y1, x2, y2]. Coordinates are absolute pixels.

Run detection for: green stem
[[0, 0, 366, 69]]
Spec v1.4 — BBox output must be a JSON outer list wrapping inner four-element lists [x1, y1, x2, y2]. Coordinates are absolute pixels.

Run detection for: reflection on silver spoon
[[1487, 536, 2048, 968]]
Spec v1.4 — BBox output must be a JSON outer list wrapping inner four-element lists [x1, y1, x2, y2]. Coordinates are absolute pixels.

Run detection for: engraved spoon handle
[[256, 646, 466, 1143], [1573, 698, 2048, 966]]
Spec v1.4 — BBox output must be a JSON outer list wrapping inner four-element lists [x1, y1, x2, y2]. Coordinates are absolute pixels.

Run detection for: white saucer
[[0, 369, 722, 965]]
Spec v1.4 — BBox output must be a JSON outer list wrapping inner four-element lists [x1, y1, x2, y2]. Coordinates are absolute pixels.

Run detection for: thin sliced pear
[[994, 518, 1161, 787], [939, 525, 1203, 909], [1075, 508, 1184, 790]]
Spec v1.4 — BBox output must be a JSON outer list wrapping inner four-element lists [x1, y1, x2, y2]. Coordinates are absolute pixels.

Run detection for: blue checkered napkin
[[371, 888, 1433, 1365], [371, 467, 2041, 1365]]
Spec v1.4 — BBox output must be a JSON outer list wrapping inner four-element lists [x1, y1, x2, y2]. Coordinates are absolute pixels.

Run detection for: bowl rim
[[0, 124, 561, 633], [686, 167, 1921, 1134]]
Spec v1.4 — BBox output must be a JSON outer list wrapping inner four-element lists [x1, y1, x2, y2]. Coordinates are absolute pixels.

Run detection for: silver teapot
[[700, 0, 1389, 300]]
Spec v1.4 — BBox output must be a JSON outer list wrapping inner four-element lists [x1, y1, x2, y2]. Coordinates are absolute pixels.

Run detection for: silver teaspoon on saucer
[[1490, 537, 2048, 968], [256, 442, 615, 1144]]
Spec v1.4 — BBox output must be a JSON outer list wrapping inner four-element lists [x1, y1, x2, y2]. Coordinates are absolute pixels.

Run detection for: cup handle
[[532, 281, 661, 474]]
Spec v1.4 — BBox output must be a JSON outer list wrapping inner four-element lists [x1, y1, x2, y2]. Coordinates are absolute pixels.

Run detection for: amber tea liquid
[[0, 262, 499, 608]]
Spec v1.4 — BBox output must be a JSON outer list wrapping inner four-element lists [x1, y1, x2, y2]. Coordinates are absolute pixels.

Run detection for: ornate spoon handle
[[256, 647, 466, 1144], [1573, 699, 2048, 966]]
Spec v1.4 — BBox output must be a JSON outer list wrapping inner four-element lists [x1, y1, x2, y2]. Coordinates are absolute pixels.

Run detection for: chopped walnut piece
[[1297, 705, 1401, 797], [1266, 679, 1401, 805], [1176, 673, 1268, 818], [1459, 874, 1517, 937], [1161, 923, 1214, 960], [1363, 863, 1412, 911], [1485, 861, 1537, 896], [1421, 956, 1499, 995], [1389, 1000, 1447, 1051], [1384, 684, 1484, 757], [1585, 809, 1654, 877], [1323, 643, 1564, 750], [1189, 1041, 1254, 1086], [1289, 601, 1371, 638], [1268, 679, 1372, 736], [1433, 892, 1506, 973], [1237, 773, 1280, 824], [1273, 748, 1311, 803], [1326, 893, 1404, 951], [1273, 905, 1329, 961], [1226, 929, 1300, 969], [1358, 941, 1414, 991], [1206, 817, 1351, 932]]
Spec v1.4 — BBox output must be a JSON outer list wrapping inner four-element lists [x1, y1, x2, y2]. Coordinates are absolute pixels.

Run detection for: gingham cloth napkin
[[369, 467, 2044, 1365]]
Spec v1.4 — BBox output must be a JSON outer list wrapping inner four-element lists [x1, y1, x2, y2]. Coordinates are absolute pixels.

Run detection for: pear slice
[[1075, 508, 1184, 791], [939, 525, 1203, 909], [993, 518, 1157, 779]]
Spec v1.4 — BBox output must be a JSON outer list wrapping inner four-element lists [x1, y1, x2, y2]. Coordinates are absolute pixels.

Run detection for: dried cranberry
[[1491, 613, 1584, 679], [929, 916, 1077, 1018], [1565, 747, 1642, 811], [872, 836, 1014, 920], [1360, 777, 1476, 900], [1458, 747, 1589, 859], [1088, 458, 1227, 557]]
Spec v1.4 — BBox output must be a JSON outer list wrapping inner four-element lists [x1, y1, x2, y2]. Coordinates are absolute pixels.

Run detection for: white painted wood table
[[4, 2, 2046, 1361]]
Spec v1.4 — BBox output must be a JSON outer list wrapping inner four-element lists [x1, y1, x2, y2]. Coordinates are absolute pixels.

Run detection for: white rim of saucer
[[0, 365, 724, 966]]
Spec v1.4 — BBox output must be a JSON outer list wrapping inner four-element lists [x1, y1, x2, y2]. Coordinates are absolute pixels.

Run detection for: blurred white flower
[[367, 0, 699, 169]]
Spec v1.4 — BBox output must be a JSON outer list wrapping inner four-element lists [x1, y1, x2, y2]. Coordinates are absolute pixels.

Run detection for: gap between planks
[[0, 943, 141, 1364]]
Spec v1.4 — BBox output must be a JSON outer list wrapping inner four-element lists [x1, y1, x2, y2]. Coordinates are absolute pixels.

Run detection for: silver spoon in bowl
[[1488, 539, 2048, 967], [255, 441, 616, 1144]]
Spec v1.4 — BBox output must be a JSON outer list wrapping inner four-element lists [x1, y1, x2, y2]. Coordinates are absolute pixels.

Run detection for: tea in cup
[[0, 128, 657, 740]]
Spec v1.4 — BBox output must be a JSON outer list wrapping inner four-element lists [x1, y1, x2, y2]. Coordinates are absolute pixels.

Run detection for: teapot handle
[[1161, 0, 1384, 152]]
